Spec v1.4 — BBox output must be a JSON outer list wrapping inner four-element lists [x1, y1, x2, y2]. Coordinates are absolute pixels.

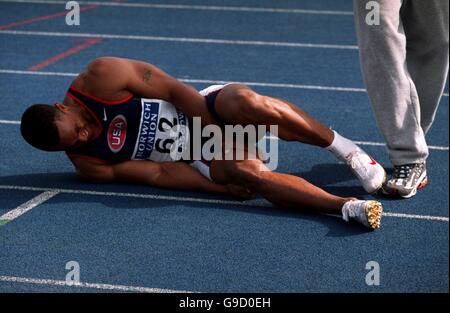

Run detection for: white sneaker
[[342, 200, 383, 230], [382, 163, 428, 198], [344, 148, 386, 194]]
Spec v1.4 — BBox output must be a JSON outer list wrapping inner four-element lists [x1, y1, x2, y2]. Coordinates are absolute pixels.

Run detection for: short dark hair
[[20, 104, 61, 151]]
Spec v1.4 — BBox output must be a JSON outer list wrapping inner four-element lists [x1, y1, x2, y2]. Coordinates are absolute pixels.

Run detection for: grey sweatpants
[[354, 0, 449, 165]]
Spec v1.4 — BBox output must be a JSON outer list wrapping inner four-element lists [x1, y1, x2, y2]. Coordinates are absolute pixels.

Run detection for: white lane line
[[0, 119, 20, 124], [1, 119, 448, 151], [352, 140, 450, 151], [0, 69, 366, 92], [0, 275, 193, 293], [0, 190, 59, 225], [0, 184, 271, 207], [0, 0, 354, 16], [183, 78, 366, 92], [0, 69, 77, 77], [0, 185, 448, 222], [264, 135, 449, 151], [1, 69, 448, 97], [382, 212, 449, 222], [351, 140, 449, 152], [0, 30, 359, 50], [350, 140, 389, 147]]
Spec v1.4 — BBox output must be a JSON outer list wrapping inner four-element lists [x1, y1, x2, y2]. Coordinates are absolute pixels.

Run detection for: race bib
[[132, 99, 189, 162]]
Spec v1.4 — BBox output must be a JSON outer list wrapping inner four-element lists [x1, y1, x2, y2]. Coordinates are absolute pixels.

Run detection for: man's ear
[[54, 103, 69, 112]]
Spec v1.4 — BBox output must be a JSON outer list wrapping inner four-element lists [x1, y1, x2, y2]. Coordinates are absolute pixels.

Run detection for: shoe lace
[[393, 164, 414, 179], [347, 204, 358, 218]]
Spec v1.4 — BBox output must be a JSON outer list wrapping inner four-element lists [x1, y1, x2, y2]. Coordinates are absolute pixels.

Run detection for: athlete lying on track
[[20, 57, 386, 229]]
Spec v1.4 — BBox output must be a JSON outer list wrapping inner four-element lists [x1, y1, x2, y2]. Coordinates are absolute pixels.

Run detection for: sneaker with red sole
[[382, 162, 428, 198]]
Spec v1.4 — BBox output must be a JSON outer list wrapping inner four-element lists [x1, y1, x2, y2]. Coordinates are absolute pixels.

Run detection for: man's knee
[[224, 159, 267, 190], [231, 89, 279, 122]]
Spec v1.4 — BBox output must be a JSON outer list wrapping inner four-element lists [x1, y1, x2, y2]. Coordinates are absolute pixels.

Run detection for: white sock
[[341, 202, 350, 222], [326, 130, 359, 161]]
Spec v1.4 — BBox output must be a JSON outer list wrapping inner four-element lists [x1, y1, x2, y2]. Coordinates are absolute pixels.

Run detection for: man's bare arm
[[71, 158, 228, 194], [83, 57, 217, 125]]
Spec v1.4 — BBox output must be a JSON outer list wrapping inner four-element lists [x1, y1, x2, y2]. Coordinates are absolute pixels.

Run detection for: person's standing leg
[[354, 0, 428, 198], [402, 0, 449, 134]]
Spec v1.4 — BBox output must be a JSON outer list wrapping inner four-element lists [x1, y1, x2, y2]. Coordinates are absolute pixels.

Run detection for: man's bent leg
[[211, 158, 348, 213], [210, 158, 383, 229], [214, 84, 334, 147], [213, 84, 386, 194]]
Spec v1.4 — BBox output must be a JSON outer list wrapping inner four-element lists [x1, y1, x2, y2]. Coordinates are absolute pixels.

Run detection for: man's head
[[21, 103, 90, 151]]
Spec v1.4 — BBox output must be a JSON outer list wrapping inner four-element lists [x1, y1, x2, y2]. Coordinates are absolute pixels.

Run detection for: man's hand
[[225, 184, 257, 200]]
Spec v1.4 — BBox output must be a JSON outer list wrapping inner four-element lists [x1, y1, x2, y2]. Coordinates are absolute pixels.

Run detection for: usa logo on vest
[[108, 115, 127, 153]]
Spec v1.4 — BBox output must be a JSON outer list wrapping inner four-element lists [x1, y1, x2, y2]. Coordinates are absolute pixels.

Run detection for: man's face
[[54, 104, 90, 150]]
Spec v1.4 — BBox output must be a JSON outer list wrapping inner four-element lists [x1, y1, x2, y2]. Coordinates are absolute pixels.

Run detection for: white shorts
[[188, 84, 228, 181]]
